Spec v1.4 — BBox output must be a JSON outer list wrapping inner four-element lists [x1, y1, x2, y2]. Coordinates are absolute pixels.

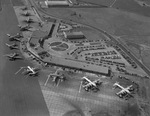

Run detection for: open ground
[[1, 0, 150, 116]]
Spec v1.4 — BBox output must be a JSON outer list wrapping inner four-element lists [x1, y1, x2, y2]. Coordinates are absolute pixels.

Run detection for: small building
[[40, 1, 48, 8], [45, 0, 70, 6], [48, 24, 55, 37], [63, 31, 85, 39]]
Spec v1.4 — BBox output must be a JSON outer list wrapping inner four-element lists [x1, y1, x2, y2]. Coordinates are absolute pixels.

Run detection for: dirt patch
[[123, 103, 141, 116]]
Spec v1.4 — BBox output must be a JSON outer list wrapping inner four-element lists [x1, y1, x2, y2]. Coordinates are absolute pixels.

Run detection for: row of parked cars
[[113, 45, 137, 69], [91, 50, 117, 57], [70, 45, 106, 56]]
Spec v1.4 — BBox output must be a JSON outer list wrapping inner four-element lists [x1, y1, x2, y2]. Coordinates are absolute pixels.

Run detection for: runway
[[0, 0, 50, 116]]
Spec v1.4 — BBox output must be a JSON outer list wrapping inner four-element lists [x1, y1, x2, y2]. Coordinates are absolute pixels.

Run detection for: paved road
[[0, 0, 50, 116]]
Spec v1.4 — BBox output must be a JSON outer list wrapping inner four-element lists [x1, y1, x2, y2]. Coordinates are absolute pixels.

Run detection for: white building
[[63, 31, 85, 39], [45, 0, 70, 6]]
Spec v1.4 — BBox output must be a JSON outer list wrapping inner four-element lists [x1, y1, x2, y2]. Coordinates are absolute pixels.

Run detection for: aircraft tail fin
[[5, 43, 9, 46], [18, 25, 21, 28]]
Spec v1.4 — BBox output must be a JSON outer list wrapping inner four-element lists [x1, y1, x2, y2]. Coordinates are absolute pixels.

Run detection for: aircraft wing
[[9, 57, 22, 60], [82, 82, 94, 88], [116, 88, 132, 95], [10, 46, 18, 49], [28, 71, 38, 75], [116, 89, 126, 95], [4, 54, 15, 58], [4, 54, 10, 57], [126, 85, 133, 90], [51, 76, 58, 82], [93, 79, 102, 84], [27, 66, 35, 73], [6, 43, 10, 46]]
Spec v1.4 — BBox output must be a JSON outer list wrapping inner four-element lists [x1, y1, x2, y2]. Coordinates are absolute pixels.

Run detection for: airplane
[[51, 74, 66, 83], [5, 43, 19, 50], [6, 33, 22, 41], [18, 24, 32, 31], [23, 17, 34, 23], [80, 76, 102, 92], [113, 82, 133, 98], [82, 76, 102, 87], [44, 71, 66, 86], [4, 53, 22, 61], [21, 11, 31, 16], [15, 66, 39, 77]]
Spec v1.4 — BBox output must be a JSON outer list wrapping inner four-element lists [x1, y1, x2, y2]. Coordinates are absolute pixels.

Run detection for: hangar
[[45, 0, 70, 6], [63, 31, 85, 39]]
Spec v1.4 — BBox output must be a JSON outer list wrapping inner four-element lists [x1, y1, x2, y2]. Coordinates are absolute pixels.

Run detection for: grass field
[[124, 40, 141, 59], [113, 0, 150, 17], [141, 50, 150, 69], [135, 0, 150, 5], [52, 47, 67, 51], [79, 0, 114, 6], [121, 35, 150, 46], [120, 35, 150, 69], [44, 7, 150, 36], [57, 43, 69, 49], [50, 42, 62, 46], [82, 29, 106, 40]]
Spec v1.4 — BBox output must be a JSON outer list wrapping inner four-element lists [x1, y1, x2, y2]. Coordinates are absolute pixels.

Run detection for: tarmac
[[0, 0, 50, 116]]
